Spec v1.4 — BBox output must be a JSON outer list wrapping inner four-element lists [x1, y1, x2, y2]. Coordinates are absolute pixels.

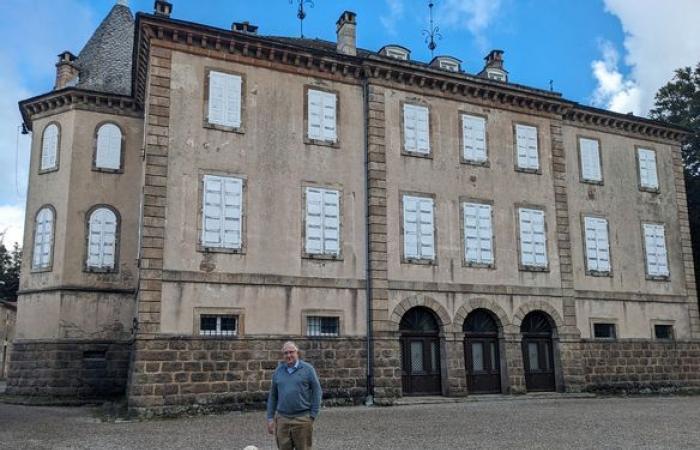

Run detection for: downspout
[[362, 72, 374, 406]]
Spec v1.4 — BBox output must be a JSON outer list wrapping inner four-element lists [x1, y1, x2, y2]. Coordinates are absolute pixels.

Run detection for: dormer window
[[380, 45, 410, 61], [430, 56, 461, 73], [487, 69, 506, 81]]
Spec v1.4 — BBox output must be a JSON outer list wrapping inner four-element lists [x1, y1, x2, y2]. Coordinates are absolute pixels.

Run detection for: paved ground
[[1, 396, 699, 449]]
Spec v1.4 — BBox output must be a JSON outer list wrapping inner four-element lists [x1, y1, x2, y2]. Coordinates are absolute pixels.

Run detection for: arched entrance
[[400, 306, 442, 396], [520, 311, 556, 392], [463, 309, 501, 394]]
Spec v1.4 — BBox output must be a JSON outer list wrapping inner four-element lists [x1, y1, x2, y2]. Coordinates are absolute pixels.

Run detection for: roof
[[75, 3, 134, 95]]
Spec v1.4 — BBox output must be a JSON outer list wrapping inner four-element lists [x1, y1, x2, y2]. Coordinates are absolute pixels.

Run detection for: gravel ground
[[1, 396, 699, 449]]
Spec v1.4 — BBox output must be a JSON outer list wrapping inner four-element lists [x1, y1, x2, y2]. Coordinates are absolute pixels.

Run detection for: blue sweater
[[266, 360, 322, 420]]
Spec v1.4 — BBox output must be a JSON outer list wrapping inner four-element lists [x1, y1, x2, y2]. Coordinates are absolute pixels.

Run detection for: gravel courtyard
[[1, 396, 699, 449]]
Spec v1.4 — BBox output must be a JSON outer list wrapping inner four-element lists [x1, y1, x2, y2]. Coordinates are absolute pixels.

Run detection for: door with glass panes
[[463, 309, 501, 394], [400, 307, 442, 396], [520, 311, 556, 392]]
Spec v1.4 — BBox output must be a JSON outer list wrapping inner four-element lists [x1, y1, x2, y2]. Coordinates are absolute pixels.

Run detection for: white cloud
[[380, 0, 405, 36], [0, 204, 26, 249], [591, 0, 700, 115], [438, 0, 502, 52]]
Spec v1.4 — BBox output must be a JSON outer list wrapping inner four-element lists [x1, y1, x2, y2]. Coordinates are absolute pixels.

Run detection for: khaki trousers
[[275, 415, 314, 450]]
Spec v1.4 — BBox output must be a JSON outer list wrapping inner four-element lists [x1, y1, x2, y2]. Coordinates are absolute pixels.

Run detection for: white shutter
[[643, 223, 668, 276], [307, 90, 337, 142], [41, 124, 58, 170], [638, 148, 658, 189], [322, 189, 340, 254], [419, 198, 435, 259], [33, 207, 54, 269], [321, 92, 337, 142], [224, 74, 242, 128], [516, 124, 539, 170], [403, 195, 434, 260], [201, 175, 243, 249], [96, 124, 122, 170], [403, 196, 419, 258], [416, 107, 430, 154], [462, 115, 487, 162], [208, 71, 241, 128], [580, 138, 602, 182], [464, 203, 493, 264], [307, 90, 323, 140], [87, 208, 117, 269], [584, 217, 610, 272], [404, 105, 430, 154], [519, 208, 547, 267], [305, 187, 340, 255]]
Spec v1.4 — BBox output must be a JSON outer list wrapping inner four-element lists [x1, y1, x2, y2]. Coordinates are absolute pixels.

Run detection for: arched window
[[86, 207, 118, 270], [95, 123, 123, 171], [40, 123, 59, 171], [32, 206, 55, 270]]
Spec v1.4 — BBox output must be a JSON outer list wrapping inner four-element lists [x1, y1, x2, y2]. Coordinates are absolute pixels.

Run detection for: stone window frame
[[399, 190, 438, 266], [458, 110, 490, 167], [30, 204, 57, 273], [640, 220, 670, 281], [399, 99, 434, 159], [635, 145, 660, 194], [193, 307, 245, 338], [303, 84, 341, 148], [83, 204, 122, 274], [512, 121, 542, 175], [196, 169, 248, 255], [202, 67, 247, 134], [514, 203, 549, 272], [300, 181, 344, 261], [576, 134, 604, 185], [301, 309, 344, 338], [92, 121, 126, 174], [650, 319, 675, 341], [579, 213, 613, 278], [590, 318, 618, 340], [38, 121, 61, 175], [459, 196, 496, 269]]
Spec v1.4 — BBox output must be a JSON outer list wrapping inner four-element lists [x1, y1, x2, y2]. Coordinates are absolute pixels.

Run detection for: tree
[[0, 233, 22, 302], [649, 63, 700, 308]]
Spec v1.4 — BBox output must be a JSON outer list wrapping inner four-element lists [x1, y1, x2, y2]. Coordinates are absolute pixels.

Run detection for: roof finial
[[289, 0, 314, 38], [422, 1, 442, 57]]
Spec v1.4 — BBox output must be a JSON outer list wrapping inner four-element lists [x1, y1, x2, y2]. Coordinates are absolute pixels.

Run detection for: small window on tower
[[199, 315, 238, 337], [593, 323, 616, 339], [654, 324, 673, 340]]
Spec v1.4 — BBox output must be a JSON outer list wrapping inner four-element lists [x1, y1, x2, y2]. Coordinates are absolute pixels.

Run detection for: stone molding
[[162, 270, 365, 290], [511, 300, 566, 332], [388, 294, 452, 333], [452, 298, 510, 334]]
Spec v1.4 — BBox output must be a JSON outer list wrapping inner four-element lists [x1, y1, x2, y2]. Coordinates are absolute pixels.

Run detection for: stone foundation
[[127, 336, 367, 417], [6, 340, 132, 399]]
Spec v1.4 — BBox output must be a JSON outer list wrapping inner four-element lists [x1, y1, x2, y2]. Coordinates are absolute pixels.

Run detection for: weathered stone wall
[[6, 340, 131, 398], [127, 337, 367, 417]]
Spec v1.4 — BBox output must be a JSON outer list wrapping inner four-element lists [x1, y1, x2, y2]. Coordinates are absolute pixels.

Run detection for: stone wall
[[6, 340, 131, 398], [127, 337, 367, 417]]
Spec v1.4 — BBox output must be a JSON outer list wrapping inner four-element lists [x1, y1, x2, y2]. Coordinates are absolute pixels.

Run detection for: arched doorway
[[463, 309, 501, 394], [520, 311, 556, 392], [400, 306, 442, 396]]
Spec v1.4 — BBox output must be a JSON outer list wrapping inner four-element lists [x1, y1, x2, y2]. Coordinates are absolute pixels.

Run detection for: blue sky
[[0, 0, 699, 248]]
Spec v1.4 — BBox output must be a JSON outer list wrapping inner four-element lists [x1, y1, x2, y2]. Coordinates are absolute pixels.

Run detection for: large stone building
[[8, 1, 700, 415]]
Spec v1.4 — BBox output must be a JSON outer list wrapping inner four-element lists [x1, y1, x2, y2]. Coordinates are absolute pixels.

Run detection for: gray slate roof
[[76, 3, 134, 95]]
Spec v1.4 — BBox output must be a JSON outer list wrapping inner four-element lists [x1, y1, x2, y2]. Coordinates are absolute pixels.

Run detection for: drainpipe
[[362, 72, 374, 406]]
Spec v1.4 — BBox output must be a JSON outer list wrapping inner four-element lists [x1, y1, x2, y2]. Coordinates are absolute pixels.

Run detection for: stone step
[[393, 392, 596, 406]]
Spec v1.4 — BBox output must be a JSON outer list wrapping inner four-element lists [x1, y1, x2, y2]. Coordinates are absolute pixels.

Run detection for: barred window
[[593, 323, 616, 339], [307, 316, 340, 337], [199, 315, 238, 337]]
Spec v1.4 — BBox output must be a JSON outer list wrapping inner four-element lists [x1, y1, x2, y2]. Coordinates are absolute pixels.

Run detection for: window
[[638, 148, 658, 190], [87, 207, 118, 270], [201, 175, 243, 250], [207, 70, 242, 128], [593, 323, 616, 339], [487, 69, 506, 81], [403, 195, 435, 261], [199, 314, 237, 337], [436, 58, 460, 72], [382, 45, 410, 60], [32, 207, 54, 270], [307, 89, 337, 143], [462, 114, 487, 163], [307, 316, 340, 337], [654, 324, 674, 340], [518, 208, 547, 268], [579, 137, 602, 182], [463, 202, 493, 266], [40, 123, 59, 171], [305, 187, 340, 256], [403, 104, 430, 155], [95, 123, 123, 171], [515, 124, 539, 170], [584, 217, 610, 273], [643, 223, 669, 277]]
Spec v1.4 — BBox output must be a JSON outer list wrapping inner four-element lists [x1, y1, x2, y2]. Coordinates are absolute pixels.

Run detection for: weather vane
[[422, 1, 442, 57], [289, 0, 314, 38]]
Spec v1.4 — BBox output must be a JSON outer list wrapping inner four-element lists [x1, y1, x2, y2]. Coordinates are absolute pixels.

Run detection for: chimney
[[336, 11, 357, 56], [55, 51, 79, 90], [484, 50, 504, 69], [154, 0, 172, 17], [232, 21, 259, 35], [478, 49, 508, 82]]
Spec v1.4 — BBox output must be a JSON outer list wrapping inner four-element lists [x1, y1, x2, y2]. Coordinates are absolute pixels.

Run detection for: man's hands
[[267, 419, 275, 435]]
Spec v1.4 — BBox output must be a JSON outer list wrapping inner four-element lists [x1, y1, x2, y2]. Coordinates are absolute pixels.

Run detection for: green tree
[[0, 233, 22, 302], [649, 63, 700, 307]]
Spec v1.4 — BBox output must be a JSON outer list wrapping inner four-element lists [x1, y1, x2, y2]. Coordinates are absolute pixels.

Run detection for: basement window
[[307, 316, 340, 337], [199, 314, 238, 337], [593, 323, 616, 339], [654, 324, 674, 340]]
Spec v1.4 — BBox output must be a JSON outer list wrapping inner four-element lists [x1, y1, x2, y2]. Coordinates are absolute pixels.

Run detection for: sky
[[0, 0, 699, 249]]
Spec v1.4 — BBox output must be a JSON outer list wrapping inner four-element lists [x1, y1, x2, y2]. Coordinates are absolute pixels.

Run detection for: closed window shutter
[[416, 107, 430, 153], [519, 208, 547, 267], [41, 124, 58, 170], [307, 90, 323, 140], [225, 74, 242, 128], [419, 198, 435, 259], [87, 208, 117, 269], [322, 189, 340, 254], [516, 125, 539, 170], [305, 188, 323, 254], [464, 203, 493, 264], [644, 224, 668, 276], [403, 195, 434, 260], [208, 71, 241, 128], [321, 92, 337, 142], [403, 105, 417, 152], [403, 196, 419, 258], [305, 187, 340, 255], [462, 115, 487, 162], [202, 175, 243, 249], [584, 217, 610, 272], [638, 149, 658, 189], [96, 124, 122, 170], [222, 178, 243, 248], [33, 208, 54, 269], [580, 138, 602, 181], [404, 105, 430, 154]]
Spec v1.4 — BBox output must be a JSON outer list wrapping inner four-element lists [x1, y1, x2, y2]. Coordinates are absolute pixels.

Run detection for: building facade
[[8, 1, 700, 415]]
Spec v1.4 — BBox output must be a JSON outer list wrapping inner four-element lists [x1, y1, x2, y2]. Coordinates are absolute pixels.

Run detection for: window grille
[[199, 315, 237, 337], [307, 316, 339, 337]]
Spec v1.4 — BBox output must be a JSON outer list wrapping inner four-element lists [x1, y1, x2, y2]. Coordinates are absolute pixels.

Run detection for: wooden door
[[401, 335, 441, 395], [464, 336, 501, 394], [521, 336, 555, 392]]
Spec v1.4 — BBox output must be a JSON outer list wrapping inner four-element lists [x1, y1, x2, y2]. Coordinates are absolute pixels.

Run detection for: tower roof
[[75, 2, 134, 95]]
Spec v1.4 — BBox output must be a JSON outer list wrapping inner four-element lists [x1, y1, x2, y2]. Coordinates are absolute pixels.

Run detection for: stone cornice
[[19, 87, 142, 131]]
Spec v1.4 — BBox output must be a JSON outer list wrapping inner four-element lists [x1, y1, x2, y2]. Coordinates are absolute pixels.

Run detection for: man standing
[[266, 341, 322, 450]]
